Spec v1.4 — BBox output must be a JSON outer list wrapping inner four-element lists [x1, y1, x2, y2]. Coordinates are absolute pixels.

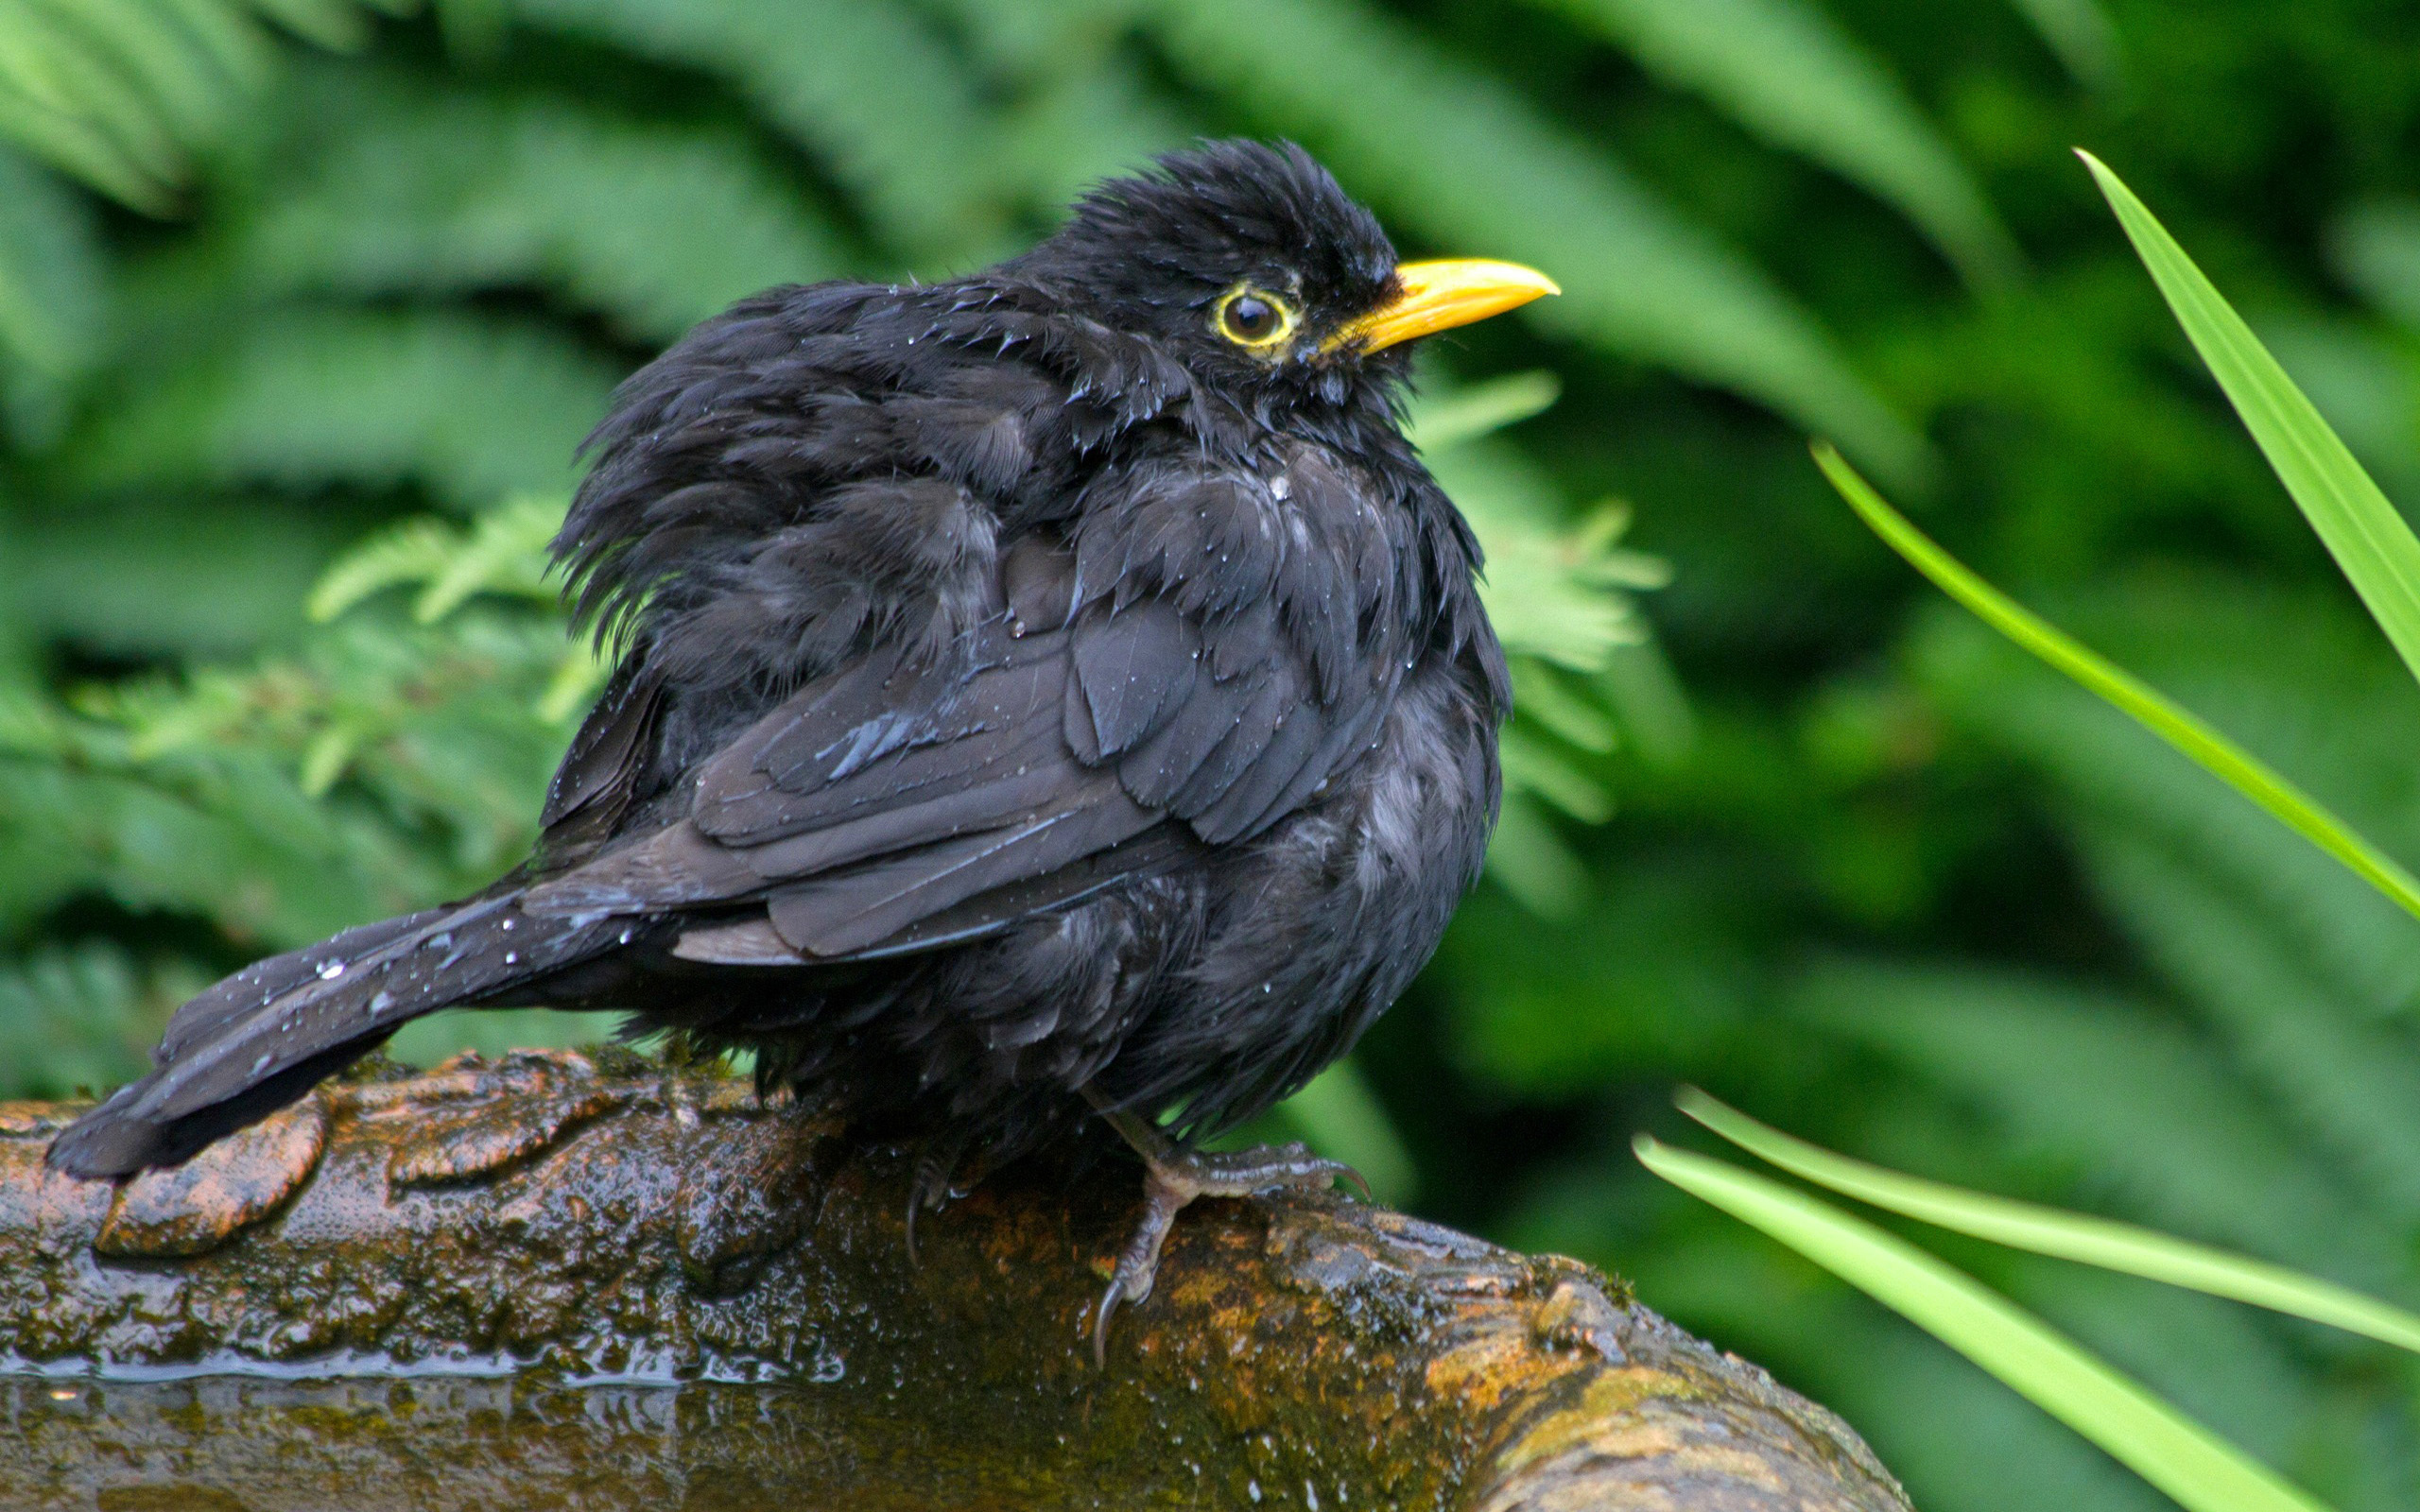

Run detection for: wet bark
[[0, 1049, 1910, 1511]]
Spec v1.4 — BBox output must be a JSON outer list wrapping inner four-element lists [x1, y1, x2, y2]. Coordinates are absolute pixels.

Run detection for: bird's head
[[1011, 140, 1556, 407]]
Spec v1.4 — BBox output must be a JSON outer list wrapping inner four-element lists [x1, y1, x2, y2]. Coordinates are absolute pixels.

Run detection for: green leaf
[[1538, 0, 2018, 288], [1814, 440, 2420, 924], [2325, 196, 2420, 336], [1405, 369, 1563, 452], [1677, 1087, 2420, 1354], [1636, 1136, 2336, 1512], [2005, 0, 2122, 93], [1270, 1057, 1415, 1203], [2082, 150, 2420, 695]]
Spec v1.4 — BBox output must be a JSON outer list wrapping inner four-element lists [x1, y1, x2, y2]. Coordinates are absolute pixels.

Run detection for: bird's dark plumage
[[49, 142, 1524, 1241]]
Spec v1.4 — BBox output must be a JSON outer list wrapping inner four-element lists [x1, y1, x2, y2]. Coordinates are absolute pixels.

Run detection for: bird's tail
[[46, 893, 628, 1178]]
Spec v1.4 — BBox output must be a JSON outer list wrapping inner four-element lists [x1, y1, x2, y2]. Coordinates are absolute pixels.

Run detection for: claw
[[1086, 1121, 1359, 1367], [904, 1143, 964, 1268], [1093, 1171, 1185, 1366]]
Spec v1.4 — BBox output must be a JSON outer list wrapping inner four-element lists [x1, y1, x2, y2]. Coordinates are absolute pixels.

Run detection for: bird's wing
[[522, 516, 1403, 963]]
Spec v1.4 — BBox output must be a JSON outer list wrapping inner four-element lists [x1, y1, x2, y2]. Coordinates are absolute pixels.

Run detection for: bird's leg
[[1085, 1093, 1363, 1366], [904, 1135, 969, 1267]]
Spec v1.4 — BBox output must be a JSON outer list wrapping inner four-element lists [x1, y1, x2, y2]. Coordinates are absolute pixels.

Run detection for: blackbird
[[50, 140, 1553, 1356]]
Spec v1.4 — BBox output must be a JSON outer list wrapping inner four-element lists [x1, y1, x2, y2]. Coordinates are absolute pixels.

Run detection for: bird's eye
[[1214, 287, 1296, 349]]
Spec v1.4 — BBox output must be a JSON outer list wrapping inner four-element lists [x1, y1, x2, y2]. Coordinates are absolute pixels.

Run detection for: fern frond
[[1410, 374, 1682, 904], [13, 605, 575, 936], [1911, 580, 2420, 1020], [509, 0, 1006, 263], [310, 490, 564, 622], [2327, 198, 2420, 337], [240, 71, 845, 340], [1792, 957, 2394, 1283], [0, 0, 388, 209], [2004, 0, 2122, 94], [77, 307, 620, 507], [1137, 0, 1934, 486], [302, 490, 607, 716], [1535, 0, 2018, 289], [2083, 828, 2420, 1218], [0, 941, 181, 1099], [10, 492, 348, 656], [0, 144, 105, 438]]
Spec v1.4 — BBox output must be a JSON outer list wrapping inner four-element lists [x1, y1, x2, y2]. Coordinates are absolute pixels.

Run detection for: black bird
[[50, 141, 1553, 1354]]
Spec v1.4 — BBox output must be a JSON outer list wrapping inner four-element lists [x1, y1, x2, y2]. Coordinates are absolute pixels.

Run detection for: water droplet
[[251, 1054, 273, 1074], [318, 961, 345, 979], [503, 952, 519, 966]]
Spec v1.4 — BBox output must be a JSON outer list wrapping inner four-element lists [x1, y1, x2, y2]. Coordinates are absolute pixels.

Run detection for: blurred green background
[[10, 0, 2420, 1507]]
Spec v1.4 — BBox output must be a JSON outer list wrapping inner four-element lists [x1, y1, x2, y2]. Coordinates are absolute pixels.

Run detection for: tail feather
[[46, 894, 622, 1178]]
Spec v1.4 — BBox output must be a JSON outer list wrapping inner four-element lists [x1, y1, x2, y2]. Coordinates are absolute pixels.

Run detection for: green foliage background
[[9, 2, 2420, 1507]]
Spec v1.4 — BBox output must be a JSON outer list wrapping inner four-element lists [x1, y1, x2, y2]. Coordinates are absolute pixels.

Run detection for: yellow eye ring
[[1212, 286, 1297, 349]]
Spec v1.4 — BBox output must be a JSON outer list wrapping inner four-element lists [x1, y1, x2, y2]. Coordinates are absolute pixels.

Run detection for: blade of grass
[[1636, 1136, 2334, 1512], [2081, 149, 2420, 694], [1813, 440, 2420, 924], [1676, 1087, 2420, 1353]]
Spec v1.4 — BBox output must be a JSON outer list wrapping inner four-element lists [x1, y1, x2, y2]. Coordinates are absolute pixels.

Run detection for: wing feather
[[522, 453, 1407, 959]]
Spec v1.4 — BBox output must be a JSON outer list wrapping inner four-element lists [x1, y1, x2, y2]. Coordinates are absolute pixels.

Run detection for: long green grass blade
[[1813, 440, 2420, 924], [2082, 150, 2420, 694], [1676, 1087, 2420, 1353], [1636, 1136, 2334, 1512]]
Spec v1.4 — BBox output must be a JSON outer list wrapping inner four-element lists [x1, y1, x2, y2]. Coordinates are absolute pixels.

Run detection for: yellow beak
[[1322, 258, 1560, 354]]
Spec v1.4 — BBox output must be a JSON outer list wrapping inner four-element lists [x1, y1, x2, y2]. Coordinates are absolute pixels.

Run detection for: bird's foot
[[1091, 1132, 1361, 1367]]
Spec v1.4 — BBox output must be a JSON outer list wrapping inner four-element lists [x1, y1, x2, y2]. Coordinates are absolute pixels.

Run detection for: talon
[[903, 1143, 961, 1268], [1093, 1270, 1134, 1368], [1084, 1101, 1363, 1366]]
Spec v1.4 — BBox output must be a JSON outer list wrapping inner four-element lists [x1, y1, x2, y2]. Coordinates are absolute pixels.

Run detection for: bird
[[48, 139, 1554, 1359]]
